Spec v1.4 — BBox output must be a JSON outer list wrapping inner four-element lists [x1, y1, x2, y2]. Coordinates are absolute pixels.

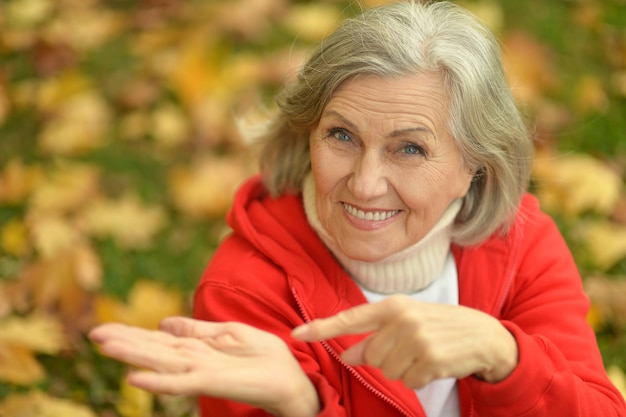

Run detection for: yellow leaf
[[0, 314, 66, 385], [42, 7, 124, 51], [458, 0, 504, 31], [533, 152, 621, 217], [16, 245, 101, 318], [94, 294, 127, 326], [95, 280, 184, 330], [612, 70, 626, 98], [168, 37, 221, 109], [0, 83, 10, 128], [0, 345, 45, 385], [0, 283, 11, 318], [586, 303, 604, 331], [73, 243, 102, 291], [169, 155, 252, 218], [584, 275, 626, 325], [81, 194, 167, 249], [0, 218, 30, 256], [4, 0, 53, 28], [28, 214, 84, 258], [38, 91, 112, 156], [0, 314, 66, 354], [502, 31, 558, 108], [29, 162, 100, 213], [282, 3, 341, 42], [116, 378, 154, 417], [151, 104, 190, 148], [36, 70, 92, 112], [213, 0, 287, 40], [607, 365, 626, 401], [0, 390, 97, 417], [119, 111, 150, 142], [0, 159, 43, 205], [578, 221, 626, 270], [574, 75, 609, 114]]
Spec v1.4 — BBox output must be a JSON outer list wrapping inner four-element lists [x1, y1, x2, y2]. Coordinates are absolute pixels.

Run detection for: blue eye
[[329, 128, 351, 142], [403, 143, 423, 155]]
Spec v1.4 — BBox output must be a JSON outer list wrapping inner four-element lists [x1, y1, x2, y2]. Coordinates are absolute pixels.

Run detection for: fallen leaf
[[0, 314, 67, 385], [533, 151, 622, 217], [501, 31, 558, 108], [0, 345, 46, 385], [584, 275, 626, 326], [611, 70, 626, 98], [214, 0, 287, 40], [80, 194, 167, 249], [574, 75, 609, 114], [459, 0, 504, 31], [0, 218, 30, 257], [572, 2, 602, 30], [0, 83, 9, 125], [38, 91, 112, 156], [27, 214, 84, 258], [150, 104, 190, 148], [576, 221, 626, 271], [0, 159, 43, 205], [0, 314, 66, 354], [4, 0, 53, 28], [607, 365, 626, 401], [282, 3, 342, 42], [116, 378, 153, 417], [29, 162, 100, 214], [168, 155, 252, 218], [95, 280, 184, 330], [0, 390, 97, 417], [119, 111, 151, 142], [42, 7, 124, 51], [168, 36, 221, 110], [14, 244, 101, 319]]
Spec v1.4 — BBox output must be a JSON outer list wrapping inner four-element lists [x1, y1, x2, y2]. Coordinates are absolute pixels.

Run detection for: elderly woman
[[89, 1, 626, 417]]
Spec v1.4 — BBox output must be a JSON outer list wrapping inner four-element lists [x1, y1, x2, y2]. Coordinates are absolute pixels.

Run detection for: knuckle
[[402, 369, 429, 389]]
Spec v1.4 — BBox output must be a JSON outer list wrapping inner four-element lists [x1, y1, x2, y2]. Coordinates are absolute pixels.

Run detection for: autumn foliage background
[[0, 0, 625, 415]]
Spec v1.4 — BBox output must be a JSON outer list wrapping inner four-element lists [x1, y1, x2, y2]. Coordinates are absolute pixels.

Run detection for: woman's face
[[309, 73, 473, 262]]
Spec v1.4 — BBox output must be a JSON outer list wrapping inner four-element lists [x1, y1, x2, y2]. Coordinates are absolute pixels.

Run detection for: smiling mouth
[[342, 203, 399, 221]]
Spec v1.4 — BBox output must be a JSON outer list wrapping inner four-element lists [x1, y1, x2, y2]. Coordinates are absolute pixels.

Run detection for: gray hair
[[257, 0, 534, 246]]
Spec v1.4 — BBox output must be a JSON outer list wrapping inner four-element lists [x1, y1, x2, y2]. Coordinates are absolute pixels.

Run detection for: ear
[[458, 165, 481, 198]]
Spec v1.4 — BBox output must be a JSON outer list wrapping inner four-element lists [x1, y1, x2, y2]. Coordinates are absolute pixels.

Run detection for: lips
[[342, 203, 399, 221]]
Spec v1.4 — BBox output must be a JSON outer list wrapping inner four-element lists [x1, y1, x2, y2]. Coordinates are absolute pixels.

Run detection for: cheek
[[310, 143, 348, 193], [451, 165, 474, 198]]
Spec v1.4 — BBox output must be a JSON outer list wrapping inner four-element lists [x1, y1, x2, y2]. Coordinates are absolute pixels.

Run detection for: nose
[[347, 150, 389, 201]]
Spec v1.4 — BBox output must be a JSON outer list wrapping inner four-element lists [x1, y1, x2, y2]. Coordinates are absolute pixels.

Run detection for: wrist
[[477, 328, 519, 383], [271, 374, 320, 417]]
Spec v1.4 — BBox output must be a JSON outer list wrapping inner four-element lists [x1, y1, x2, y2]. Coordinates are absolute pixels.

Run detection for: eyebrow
[[321, 109, 435, 141]]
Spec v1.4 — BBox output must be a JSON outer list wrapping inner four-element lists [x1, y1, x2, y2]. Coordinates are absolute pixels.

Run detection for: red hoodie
[[193, 175, 626, 417]]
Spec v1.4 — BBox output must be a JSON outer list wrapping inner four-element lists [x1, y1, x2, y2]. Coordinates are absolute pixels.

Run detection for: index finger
[[292, 302, 387, 341]]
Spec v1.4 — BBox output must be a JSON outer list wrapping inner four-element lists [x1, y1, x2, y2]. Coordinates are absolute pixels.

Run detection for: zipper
[[291, 286, 415, 417]]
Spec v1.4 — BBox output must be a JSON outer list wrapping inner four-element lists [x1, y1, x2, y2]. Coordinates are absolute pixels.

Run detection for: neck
[[302, 174, 461, 293]]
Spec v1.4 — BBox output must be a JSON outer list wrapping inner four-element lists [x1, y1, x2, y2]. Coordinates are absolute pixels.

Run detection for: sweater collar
[[302, 173, 461, 294]]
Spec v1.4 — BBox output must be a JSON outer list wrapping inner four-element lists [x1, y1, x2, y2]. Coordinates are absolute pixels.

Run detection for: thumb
[[159, 316, 202, 337]]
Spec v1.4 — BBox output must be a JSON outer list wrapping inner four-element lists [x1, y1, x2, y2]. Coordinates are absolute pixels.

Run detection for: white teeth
[[343, 203, 398, 221]]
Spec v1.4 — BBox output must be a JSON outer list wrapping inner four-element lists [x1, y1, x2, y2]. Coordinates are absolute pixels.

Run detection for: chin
[[340, 244, 394, 263]]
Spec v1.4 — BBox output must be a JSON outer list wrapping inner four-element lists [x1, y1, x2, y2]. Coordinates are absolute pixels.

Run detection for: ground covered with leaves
[[0, 0, 625, 416]]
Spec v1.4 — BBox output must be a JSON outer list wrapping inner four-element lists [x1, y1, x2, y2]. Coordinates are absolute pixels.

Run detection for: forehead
[[321, 72, 450, 128], [326, 73, 448, 111]]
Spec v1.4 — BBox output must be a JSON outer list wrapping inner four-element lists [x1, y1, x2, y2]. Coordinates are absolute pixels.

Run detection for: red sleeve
[[464, 196, 626, 416], [192, 238, 348, 417]]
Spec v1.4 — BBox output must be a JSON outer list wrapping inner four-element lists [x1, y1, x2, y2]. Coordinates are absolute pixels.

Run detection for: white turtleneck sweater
[[302, 174, 461, 417]]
